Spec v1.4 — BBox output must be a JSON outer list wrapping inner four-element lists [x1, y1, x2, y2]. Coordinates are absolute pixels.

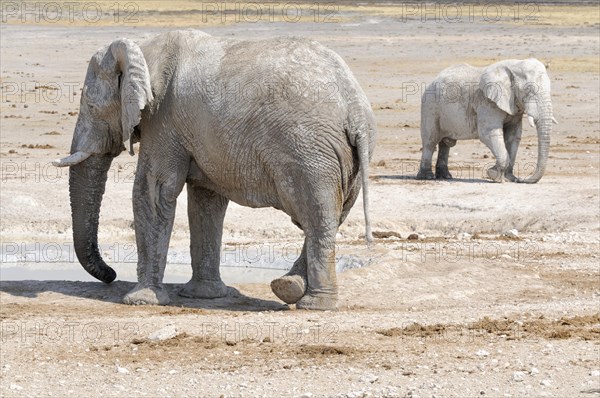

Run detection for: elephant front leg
[[123, 156, 187, 306], [503, 123, 522, 182], [179, 185, 229, 299], [479, 122, 509, 183], [271, 242, 307, 304]]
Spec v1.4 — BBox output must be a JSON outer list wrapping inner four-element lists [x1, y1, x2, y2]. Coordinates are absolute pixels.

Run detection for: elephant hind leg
[[417, 113, 439, 180], [435, 139, 454, 179], [179, 184, 229, 299], [271, 170, 342, 310], [272, 176, 360, 305], [270, 243, 307, 304]]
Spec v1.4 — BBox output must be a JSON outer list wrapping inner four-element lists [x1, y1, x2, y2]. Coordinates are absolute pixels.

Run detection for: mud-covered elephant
[[417, 58, 556, 183], [53, 30, 376, 310]]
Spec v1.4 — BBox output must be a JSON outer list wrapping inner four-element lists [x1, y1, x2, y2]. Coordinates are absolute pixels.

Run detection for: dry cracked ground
[[0, 2, 599, 397]]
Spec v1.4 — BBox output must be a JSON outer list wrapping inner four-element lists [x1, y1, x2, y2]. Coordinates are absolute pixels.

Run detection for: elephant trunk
[[69, 155, 116, 283], [518, 99, 552, 184]]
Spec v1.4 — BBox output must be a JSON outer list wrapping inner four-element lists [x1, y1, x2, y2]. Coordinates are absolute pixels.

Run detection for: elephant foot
[[179, 279, 228, 299], [271, 274, 306, 304], [123, 284, 170, 306], [416, 169, 435, 180], [486, 165, 505, 183], [504, 171, 517, 182], [296, 293, 338, 311], [435, 167, 453, 179]]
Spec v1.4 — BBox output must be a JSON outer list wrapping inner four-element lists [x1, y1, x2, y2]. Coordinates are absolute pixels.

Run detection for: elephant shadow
[[376, 175, 490, 183], [0, 280, 288, 312]]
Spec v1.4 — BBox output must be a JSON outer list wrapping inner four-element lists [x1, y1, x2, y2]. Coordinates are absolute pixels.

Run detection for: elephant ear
[[106, 39, 153, 149], [479, 64, 518, 115]]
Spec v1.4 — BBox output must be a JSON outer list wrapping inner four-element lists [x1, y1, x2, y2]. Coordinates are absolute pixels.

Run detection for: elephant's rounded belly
[[226, 189, 281, 209], [187, 161, 280, 208]]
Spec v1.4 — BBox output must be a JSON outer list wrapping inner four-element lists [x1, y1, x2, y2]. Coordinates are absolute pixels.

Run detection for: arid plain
[[0, 2, 599, 397]]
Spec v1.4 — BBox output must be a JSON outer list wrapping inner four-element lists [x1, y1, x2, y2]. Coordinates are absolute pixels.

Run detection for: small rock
[[296, 394, 314, 398], [148, 325, 178, 341], [530, 367, 539, 375], [513, 371, 525, 382], [407, 233, 419, 240], [475, 349, 490, 357], [457, 232, 472, 240], [504, 229, 519, 238], [10, 383, 23, 391], [541, 379, 552, 387], [168, 369, 177, 374], [115, 365, 129, 374], [359, 373, 379, 383], [590, 370, 600, 377]]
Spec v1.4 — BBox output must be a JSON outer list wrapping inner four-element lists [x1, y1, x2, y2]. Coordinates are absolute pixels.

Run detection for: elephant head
[[53, 39, 153, 283], [479, 59, 557, 183]]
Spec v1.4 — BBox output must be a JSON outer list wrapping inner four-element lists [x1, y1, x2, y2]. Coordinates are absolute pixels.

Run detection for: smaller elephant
[[417, 58, 557, 183]]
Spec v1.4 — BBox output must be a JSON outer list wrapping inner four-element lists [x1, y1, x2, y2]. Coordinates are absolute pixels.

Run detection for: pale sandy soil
[[1, 3, 599, 398]]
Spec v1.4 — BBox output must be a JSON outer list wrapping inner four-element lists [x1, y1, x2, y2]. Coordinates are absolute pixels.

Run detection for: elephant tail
[[356, 133, 373, 243], [345, 99, 375, 244]]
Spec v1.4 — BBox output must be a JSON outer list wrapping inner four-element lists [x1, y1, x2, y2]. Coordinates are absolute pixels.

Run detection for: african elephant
[[417, 58, 557, 183], [53, 30, 376, 311]]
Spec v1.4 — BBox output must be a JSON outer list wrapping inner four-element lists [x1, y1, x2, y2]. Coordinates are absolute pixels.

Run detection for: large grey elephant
[[53, 30, 376, 311], [417, 58, 557, 183]]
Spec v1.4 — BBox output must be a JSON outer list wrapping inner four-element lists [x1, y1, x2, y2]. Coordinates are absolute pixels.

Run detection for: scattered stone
[[530, 367, 539, 375], [296, 393, 314, 398], [148, 325, 178, 341], [475, 349, 490, 357], [372, 230, 401, 239], [346, 391, 368, 398], [504, 229, 519, 238], [541, 379, 552, 387], [359, 373, 379, 384], [513, 371, 526, 382], [457, 232, 472, 240], [115, 365, 129, 374], [590, 370, 600, 377], [10, 383, 23, 391]]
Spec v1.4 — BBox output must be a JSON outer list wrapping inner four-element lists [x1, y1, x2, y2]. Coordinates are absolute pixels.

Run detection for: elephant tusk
[[527, 115, 535, 128], [552, 117, 559, 125], [52, 151, 92, 167]]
